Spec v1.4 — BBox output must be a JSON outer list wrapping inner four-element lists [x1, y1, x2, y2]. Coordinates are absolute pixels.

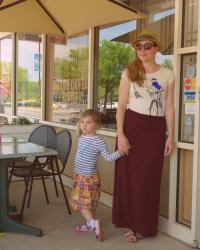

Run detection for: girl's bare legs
[[80, 209, 94, 221], [91, 208, 96, 218], [75, 209, 94, 233], [78, 209, 103, 241]]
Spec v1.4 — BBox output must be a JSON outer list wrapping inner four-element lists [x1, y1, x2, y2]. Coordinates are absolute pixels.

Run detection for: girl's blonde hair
[[77, 109, 101, 136]]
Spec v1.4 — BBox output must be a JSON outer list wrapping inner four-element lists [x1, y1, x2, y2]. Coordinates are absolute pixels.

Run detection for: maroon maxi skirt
[[112, 109, 166, 237]]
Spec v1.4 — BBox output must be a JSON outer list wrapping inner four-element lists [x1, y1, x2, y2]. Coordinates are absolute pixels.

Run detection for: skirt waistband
[[127, 109, 165, 121]]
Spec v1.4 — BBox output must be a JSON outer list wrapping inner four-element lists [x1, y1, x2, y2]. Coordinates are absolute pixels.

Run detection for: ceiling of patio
[[0, 0, 145, 35]]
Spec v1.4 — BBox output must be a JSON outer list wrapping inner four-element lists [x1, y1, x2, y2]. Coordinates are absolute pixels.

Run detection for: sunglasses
[[134, 43, 156, 51]]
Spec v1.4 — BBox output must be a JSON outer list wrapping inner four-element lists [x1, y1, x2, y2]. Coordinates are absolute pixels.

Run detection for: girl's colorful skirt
[[70, 173, 101, 210]]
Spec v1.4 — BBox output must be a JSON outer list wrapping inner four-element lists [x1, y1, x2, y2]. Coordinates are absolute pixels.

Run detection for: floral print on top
[[142, 77, 164, 115]]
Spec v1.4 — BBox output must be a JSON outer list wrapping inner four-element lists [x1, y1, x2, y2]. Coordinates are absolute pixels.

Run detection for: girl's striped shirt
[[74, 135, 121, 176]]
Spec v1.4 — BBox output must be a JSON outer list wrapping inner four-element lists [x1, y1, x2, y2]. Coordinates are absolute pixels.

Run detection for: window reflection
[[182, 0, 199, 47], [177, 149, 193, 226], [179, 54, 196, 143], [16, 33, 42, 119], [96, 0, 175, 130], [46, 32, 89, 125], [96, 22, 136, 130], [0, 34, 12, 115]]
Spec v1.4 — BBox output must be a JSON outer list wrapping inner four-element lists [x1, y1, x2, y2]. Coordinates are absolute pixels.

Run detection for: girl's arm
[[99, 138, 122, 162], [116, 72, 131, 154], [164, 80, 175, 156]]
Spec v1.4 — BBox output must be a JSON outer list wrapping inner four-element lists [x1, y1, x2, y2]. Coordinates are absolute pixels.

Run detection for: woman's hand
[[117, 134, 131, 155], [164, 137, 174, 156]]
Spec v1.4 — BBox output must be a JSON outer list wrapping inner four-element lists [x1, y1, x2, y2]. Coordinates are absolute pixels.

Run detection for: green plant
[[11, 117, 31, 125]]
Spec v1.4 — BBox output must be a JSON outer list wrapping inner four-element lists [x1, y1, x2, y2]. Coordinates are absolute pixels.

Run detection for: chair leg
[[27, 177, 33, 208], [41, 177, 49, 204], [19, 177, 29, 221], [8, 171, 13, 187], [51, 167, 59, 197], [58, 173, 71, 215]]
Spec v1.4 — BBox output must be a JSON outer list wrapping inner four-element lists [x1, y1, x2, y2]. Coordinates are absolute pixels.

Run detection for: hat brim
[[133, 34, 160, 47]]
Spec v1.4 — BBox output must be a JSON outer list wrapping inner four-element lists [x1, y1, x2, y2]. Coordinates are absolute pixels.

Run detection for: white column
[[87, 28, 95, 108]]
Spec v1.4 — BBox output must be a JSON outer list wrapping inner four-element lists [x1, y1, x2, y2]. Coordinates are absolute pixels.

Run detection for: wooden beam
[[0, 0, 27, 11], [107, 0, 138, 14], [36, 0, 65, 34]]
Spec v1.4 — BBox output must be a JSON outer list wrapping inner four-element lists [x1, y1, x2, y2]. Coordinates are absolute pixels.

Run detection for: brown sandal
[[135, 232, 144, 241], [124, 231, 144, 243]]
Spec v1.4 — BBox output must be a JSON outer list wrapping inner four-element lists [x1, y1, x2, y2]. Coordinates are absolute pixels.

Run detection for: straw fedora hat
[[133, 28, 160, 48]]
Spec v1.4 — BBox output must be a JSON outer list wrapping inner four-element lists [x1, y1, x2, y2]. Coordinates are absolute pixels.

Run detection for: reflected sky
[[100, 21, 136, 41]]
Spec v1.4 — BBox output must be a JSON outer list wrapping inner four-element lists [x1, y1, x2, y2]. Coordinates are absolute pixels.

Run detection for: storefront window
[[95, 22, 136, 130], [177, 149, 193, 226], [179, 54, 196, 143], [182, 0, 199, 47], [0, 34, 12, 115], [159, 157, 170, 218], [46, 32, 89, 124], [95, 0, 175, 131], [118, 0, 175, 55], [16, 33, 42, 119]]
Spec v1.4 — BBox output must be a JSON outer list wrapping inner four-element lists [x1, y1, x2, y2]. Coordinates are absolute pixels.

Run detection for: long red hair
[[127, 57, 145, 86]]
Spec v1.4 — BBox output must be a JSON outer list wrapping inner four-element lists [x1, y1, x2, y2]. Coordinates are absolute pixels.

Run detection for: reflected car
[[98, 102, 118, 111], [53, 102, 67, 109]]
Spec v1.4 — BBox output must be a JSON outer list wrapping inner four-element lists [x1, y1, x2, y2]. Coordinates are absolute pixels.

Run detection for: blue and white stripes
[[74, 135, 121, 176]]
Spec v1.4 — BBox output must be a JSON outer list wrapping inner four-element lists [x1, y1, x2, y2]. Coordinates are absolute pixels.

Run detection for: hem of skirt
[[113, 223, 158, 237], [70, 204, 98, 211]]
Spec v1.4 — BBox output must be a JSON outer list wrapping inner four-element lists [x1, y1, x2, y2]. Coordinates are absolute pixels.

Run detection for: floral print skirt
[[70, 173, 101, 211]]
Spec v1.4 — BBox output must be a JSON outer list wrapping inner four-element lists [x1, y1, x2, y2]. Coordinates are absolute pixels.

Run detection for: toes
[[124, 231, 144, 243]]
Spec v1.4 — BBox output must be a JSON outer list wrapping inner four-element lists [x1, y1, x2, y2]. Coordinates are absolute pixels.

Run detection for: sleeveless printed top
[[121, 66, 175, 117]]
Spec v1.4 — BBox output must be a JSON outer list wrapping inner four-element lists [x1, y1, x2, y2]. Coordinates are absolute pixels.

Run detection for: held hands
[[164, 137, 174, 156], [117, 134, 131, 155]]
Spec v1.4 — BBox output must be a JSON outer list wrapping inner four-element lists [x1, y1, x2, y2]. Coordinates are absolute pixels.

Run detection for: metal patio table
[[0, 137, 57, 236]]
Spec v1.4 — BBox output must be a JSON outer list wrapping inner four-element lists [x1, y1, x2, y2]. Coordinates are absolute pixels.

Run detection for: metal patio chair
[[8, 125, 59, 206], [10, 129, 72, 221]]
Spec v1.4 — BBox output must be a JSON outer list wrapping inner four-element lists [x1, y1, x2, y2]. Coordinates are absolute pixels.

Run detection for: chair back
[[28, 124, 56, 148], [52, 129, 72, 171]]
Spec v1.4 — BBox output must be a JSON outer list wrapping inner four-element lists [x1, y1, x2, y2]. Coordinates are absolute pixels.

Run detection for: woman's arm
[[164, 80, 175, 156], [116, 73, 131, 154]]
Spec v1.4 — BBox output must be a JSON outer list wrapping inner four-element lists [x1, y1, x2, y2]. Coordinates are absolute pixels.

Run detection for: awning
[[111, 18, 174, 54], [0, 0, 145, 35]]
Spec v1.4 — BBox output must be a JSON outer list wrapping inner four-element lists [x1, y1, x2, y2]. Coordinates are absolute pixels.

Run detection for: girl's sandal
[[75, 223, 93, 233], [94, 220, 104, 241]]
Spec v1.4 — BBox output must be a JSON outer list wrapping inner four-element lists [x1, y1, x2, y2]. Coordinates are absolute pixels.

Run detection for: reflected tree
[[98, 40, 135, 111], [162, 59, 173, 70]]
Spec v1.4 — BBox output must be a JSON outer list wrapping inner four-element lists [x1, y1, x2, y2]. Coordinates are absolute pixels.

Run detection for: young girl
[[70, 109, 123, 241]]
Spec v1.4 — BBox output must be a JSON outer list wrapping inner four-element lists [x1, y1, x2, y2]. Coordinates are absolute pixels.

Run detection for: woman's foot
[[124, 230, 144, 243]]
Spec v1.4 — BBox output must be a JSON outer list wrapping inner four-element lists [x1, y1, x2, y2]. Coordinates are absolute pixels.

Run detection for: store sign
[[184, 78, 196, 103], [34, 53, 41, 71], [187, 66, 196, 77], [185, 103, 195, 115]]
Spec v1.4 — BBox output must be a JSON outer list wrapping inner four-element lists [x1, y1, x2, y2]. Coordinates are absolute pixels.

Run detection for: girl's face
[[80, 116, 98, 136], [135, 40, 158, 63]]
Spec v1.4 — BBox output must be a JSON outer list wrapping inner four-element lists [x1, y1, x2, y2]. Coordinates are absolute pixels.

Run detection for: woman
[[112, 28, 175, 243]]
